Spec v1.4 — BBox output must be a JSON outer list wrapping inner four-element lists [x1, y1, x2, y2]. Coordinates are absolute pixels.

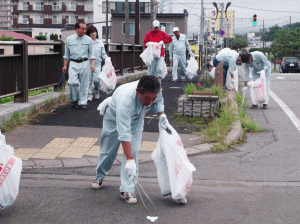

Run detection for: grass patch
[[0, 86, 55, 105], [207, 134, 245, 153], [272, 69, 279, 73], [0, 92, 68, 132], [183, 83, 225, 99], [234, 92, 265, 133], [202, 101, 236, 143]]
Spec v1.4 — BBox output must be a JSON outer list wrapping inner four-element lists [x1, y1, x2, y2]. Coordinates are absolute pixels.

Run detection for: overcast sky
[[162, 0, 300, 35]]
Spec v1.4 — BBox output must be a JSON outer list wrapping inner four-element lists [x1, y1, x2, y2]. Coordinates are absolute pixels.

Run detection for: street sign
[[220, 30, 225, 36], [216, 30, 219, 34]]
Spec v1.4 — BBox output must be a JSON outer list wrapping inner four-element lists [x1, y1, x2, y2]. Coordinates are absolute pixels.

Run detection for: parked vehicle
[[280, 57, 300, 73]]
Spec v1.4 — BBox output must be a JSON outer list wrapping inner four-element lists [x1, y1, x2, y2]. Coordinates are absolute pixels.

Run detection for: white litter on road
[[276, 77, 285, 79], [270, 90, 300, 134], [147, 216, 158, 223], [169, 87, 181, 89]]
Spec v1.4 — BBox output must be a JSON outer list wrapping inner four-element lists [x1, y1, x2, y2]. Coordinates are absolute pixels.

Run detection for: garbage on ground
[[247, 70, 267, 105], [186, 56, 198, 80], [98, 57, 117, 94], [0, 130, 22, 211], [147, 216, 158, 223], [151, 125, 196, 204]]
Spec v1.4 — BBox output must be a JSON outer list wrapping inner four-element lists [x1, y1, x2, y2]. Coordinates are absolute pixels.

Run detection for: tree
[[0, 34, 14, 41], [34, 35, 47, 41], [228, 37, 248, 49], [265, 24, 281, 41], [271, 27, 300, 58]]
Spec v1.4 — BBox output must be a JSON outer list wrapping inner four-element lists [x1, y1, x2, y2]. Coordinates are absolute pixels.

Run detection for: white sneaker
[[120, 192, 137, 204], [95, 92, 100, 100], [91, 179, 103, 190], [87, 96, 93, 102]]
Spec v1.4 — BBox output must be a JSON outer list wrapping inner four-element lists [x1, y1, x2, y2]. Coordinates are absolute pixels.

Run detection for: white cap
[[152, 20, 160, 28], [173, 27, 179, 32]]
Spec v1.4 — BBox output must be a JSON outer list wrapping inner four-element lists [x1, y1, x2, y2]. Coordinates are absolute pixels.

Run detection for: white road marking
[[276, 77, 285, 79], [169, 87, 181, 89], [189, 137, 201, 141], [270, 90, 300, 134]]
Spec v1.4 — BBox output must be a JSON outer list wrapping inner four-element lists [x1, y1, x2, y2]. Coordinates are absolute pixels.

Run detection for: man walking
[[169, 27, 193, 81], [62, 21, 96, 110], [212, 48, 240, 89], [240, 51, 271, 109], [143, 20, 172, 83], [92, 75, 171, 204]]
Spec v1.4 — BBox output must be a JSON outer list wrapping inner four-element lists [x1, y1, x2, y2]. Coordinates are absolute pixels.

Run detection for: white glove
[[146, 42, 150, 47], [169, 56, 173, 62], [243, 86, 247, 95], [159, 40, 164, 45], [189, 52, 194, 57], [159, 114, 170, 129], [125, 160, 137, 180]]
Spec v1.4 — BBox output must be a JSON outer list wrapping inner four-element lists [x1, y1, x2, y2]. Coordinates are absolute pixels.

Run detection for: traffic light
[[253, 14, 257, 26]]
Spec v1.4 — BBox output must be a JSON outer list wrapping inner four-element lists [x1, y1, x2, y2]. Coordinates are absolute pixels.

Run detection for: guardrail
[[0, 40, 157, 103]]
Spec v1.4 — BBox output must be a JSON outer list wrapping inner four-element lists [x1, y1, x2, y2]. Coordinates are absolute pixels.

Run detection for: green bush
[[50, 33, 58, 41], [34, 35, 47, 41], [183, 83, 197, 95], [0, 34, 14, 41]]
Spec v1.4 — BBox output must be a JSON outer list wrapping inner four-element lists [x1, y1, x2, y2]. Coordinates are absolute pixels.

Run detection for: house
[[110, 10, 189, 44]]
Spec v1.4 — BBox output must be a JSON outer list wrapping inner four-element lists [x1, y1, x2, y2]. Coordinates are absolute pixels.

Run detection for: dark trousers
[[213, 57, 229, 87]]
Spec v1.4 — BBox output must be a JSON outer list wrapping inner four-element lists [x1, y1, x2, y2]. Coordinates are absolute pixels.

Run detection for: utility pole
[[290, 16, 291, 26], [105, 0, 109, 56], [262, 20, 265, 55], [134, 0, 140, 44], [220, 3, 224, 49], [199, 0, 204, 71], [125, 0, 129, 43], [150, 0, 156, 23]]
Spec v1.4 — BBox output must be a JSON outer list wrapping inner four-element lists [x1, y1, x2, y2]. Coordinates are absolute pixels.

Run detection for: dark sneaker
[[120, 192, 137, 204], [262, 104, 268, 109], [250, 104, 258, 109], [79, 105, 87, 110], [91, 179, 103, 190], [71, 100, 77, 108]]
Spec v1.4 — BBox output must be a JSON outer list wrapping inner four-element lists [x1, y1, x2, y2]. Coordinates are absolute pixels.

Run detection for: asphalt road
[[2, 71, 300, 223]]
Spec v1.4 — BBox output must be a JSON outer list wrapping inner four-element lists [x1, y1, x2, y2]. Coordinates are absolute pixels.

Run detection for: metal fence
[[0, 40, 154, 103]]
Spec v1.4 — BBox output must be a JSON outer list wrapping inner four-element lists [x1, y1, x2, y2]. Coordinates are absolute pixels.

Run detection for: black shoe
[[71, 100, 78, 108], [79, 105, 86, 110], [250, 104, 258, 109], [262, 104, 268, 109]]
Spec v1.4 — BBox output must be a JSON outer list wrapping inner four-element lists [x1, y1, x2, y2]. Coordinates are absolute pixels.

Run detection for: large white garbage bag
[[162, 61, 168, 79], [247, 70, 267, 105], [151, 125, 196, 204], [98, 57, 117, 94], [186, 56, 198, 80], [209, 67, 216, 79], [226, 68, 238, 92], [0, 130, 22, 210], [140, 45, 154, 66]]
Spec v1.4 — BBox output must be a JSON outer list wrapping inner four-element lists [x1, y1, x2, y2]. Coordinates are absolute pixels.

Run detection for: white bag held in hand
[[248, 70, 267, 105], [186, 56, 198, 80], [226, 68, 238, 92], [150, 42, 161, 58], [98, 57, 117, 94], [140, 45, 154, 66], [209, 67, 216, 79], [151, 125, 196, 203], [0, 130, 22, 210]]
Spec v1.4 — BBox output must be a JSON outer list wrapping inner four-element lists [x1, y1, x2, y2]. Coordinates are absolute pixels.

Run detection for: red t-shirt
[[143, 30, 172, 57]]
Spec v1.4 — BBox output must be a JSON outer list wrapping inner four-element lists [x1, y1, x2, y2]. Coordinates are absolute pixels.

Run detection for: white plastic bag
[[140, 45, 154, 66], [162, 60, 168, 79], [226, 68, 238, 92], [98, 57, 117, 94], [247, 70, 267, 104], [151, 125, 196, 203], [209, 67, 216, 79], [150, 42, 161, 58], [0, 130, 22, 210], [186, 56, 198, 80]]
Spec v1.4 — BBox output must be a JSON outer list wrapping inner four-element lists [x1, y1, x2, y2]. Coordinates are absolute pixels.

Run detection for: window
[[86, 3, 93, 11], [140, 2, 150, 13], [129, 2, 135, 13], [102, 1, 115, 13], [122, 22, 134, 35], [160, 22, 175, 35], [0, 49, 4, 55], [50, 15, 58, 24], [62, 15, 70, 24], [35, 15, 44, 24], [23, 2, 29, 10], [116, 2, 125, 13], [22, 15, 30, 24], [86, 15, 93, 23], [36, 2, 44, 10], [50, 2, 60, 11], [102, 26, 111, 39]]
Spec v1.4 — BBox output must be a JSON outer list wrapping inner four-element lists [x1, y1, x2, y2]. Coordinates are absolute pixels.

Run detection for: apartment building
[[0, 0, 14, 28], [12, 0, 93, 28], [93, 0, 151, 41]]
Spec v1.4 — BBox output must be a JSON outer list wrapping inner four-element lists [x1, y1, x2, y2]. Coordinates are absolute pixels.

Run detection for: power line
[[231, 5, 300, 14]]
